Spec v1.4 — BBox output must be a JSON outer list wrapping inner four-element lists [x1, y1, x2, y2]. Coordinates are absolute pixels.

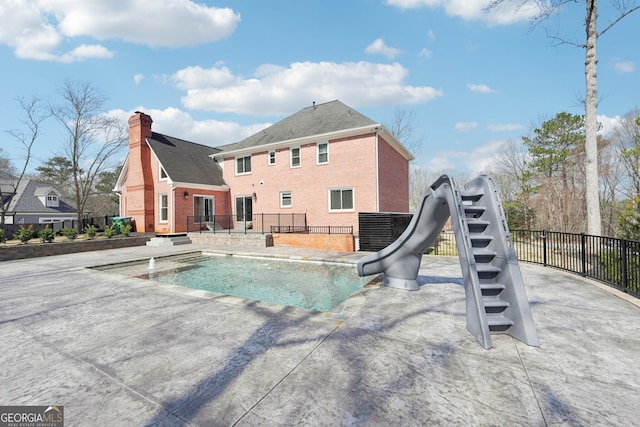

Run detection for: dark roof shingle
[[146, 133, 225, 186], [216, 100, 377, 153]]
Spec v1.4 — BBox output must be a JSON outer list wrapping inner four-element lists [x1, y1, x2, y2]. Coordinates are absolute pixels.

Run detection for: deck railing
[[187, 213, 352, 235]]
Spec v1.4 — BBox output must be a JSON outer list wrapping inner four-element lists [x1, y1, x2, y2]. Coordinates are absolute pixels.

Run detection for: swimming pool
[[97, 253, 374, 312]]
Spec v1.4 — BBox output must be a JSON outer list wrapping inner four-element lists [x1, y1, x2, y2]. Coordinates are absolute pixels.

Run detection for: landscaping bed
[[0, 233, 153, 262]]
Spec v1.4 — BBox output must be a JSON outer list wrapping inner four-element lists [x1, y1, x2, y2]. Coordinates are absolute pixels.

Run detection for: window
[[329, 188, 354, 211], [194, 196, 214, 222], [235, 196, 253, 222], [290, 147, 301, 167], [317, 142, 328, 164], [46, 195, 59, 207], [159, 194, 168, 222], [268, 150, 276, 165], [280, 191, 292, 208], [236, 155, 252, 174], [160, 166, 168, 180]]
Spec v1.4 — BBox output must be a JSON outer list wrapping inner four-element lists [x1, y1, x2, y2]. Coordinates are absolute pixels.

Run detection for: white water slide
[[357, 175, 539, 349]]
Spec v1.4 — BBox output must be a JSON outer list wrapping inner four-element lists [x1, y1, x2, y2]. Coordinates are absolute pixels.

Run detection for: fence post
[[581, 234, 587, 277], [622, 238, 629, 292], [542, 230, 547, 267]]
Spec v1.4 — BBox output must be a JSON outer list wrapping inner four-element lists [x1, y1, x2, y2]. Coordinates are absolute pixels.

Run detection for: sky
[[0, 0, 638, 176]]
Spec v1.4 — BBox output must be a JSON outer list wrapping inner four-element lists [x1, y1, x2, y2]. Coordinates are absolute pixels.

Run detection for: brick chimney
[[125, 112, 155, 232]]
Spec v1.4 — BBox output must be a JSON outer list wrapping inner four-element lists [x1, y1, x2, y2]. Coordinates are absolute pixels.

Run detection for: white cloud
[[487, 123, 524, 132], [418, 48, 432, 58], [455, 122, 478, 132], [613, 59, 636, 73], [172, 61, 444, 116], [133, 74, 144, 85], [110, 107, 270, 147], [428, 139, 507, 174], [0, 0, 240, 62], [597, 114, 622, 136], [467, 83, 494, 94], [58, 44, 114, 63], [385, 0, 540, 25], [365, 38, 401, 59]]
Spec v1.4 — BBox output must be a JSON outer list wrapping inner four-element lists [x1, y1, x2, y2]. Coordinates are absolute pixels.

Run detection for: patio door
[[194, 196, 215, 222], [235, 196, 253, 222]]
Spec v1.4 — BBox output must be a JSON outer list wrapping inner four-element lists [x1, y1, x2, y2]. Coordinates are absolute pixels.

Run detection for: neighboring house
[[115, 100, 412, 235], [0, 176, 78, 225]]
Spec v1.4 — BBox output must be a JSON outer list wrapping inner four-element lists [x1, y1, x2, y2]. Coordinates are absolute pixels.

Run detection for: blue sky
[[1, 0, 638, 174]]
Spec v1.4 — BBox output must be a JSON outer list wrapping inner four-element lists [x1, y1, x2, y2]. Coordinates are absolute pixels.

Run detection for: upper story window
[[317, 142, 328, 164], [268, 150, 276, 165], [290, 147, 301, 168], [46, 195, 59, 207], [236, 155, 252, 174], [329, 187, 354, 211], [160, 166, 168, 180]]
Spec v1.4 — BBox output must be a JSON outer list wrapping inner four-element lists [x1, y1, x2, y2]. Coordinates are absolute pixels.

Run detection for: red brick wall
[[125, 112, 155, 232], [377, 136, 409, 213], [222, 133, 380, 235]]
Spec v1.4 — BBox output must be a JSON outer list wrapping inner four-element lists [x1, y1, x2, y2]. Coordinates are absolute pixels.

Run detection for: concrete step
[[146, 234, 192, 247]]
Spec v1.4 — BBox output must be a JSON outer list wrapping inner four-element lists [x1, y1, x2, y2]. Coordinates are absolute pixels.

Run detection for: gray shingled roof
[[216, 100, 377, 152], [10, 180, 77, 213], [146, 132, 225, 186]]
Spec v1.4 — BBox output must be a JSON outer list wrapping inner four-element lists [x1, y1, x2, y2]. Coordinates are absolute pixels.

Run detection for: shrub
[[16, 225, 34, 244], [0, 228, 6, 244], [84, 224, 98, 240], [122, 223, 132, 236], [103, 224, 115, 238], [38, 225, 55, 243], [62, 227, 79, 241]]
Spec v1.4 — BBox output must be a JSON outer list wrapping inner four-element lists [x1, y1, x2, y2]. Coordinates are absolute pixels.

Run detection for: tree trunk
[[584, 0, 602, 236]]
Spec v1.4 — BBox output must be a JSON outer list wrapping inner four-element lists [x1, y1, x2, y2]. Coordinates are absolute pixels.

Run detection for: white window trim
[[159, 165, 168, 181], [316, 142, 329, 164], [235, 155, 252, 175], [328, 187, 355, 212], [268, 150, 276, 165], [159, 193, 169, 223], [290, 146, 301, 168], [46, 195, 59, 207], [280, 191, 292, 208]]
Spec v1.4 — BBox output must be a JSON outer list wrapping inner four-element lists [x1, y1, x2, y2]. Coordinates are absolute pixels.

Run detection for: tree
[[484, 139, 537, 229], [488, 0, 640, 236], [49, 81, 127, 230], [522, 113, 587, 232], [85, 165, 122, 216], [35, 156, 76, 194], [386, 107, 423, 158], [1, 97, 48, 225]]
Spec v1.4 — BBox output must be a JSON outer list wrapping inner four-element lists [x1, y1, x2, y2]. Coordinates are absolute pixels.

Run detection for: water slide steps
[[459, 177, 538, 347]]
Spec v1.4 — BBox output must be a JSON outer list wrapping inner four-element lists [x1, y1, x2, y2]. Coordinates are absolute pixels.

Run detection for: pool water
[[102, 254, 373, 312]]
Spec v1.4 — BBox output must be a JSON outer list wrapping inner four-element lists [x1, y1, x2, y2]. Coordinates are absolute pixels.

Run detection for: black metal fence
[[428, 229, 640, 298], [509, 230, 640, 297], [187, 213, 353, 235]]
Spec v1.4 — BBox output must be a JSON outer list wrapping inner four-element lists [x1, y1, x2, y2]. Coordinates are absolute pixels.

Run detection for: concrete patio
[[1, 244, 639, 426]]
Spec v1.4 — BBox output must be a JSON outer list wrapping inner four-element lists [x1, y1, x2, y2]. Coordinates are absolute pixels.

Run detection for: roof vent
[[312, 101, 316, 110]]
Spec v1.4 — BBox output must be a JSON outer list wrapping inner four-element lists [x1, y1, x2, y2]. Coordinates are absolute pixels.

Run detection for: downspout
[[170, 186, 175, 234], [375, 130, 380, 212]]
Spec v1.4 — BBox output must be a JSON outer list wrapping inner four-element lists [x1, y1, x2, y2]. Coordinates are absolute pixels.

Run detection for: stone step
[[146, 234, 192, 247]]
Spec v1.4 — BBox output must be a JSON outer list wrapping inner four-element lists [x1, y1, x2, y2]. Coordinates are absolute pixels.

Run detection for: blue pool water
[[111, 254, 372, 312]]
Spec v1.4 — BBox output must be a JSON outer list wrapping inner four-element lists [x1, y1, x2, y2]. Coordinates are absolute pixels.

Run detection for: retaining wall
[[0, 235, 152, 262]]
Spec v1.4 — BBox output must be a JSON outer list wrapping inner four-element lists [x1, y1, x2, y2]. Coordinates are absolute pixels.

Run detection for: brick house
[[115, 100, 412, 237]]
